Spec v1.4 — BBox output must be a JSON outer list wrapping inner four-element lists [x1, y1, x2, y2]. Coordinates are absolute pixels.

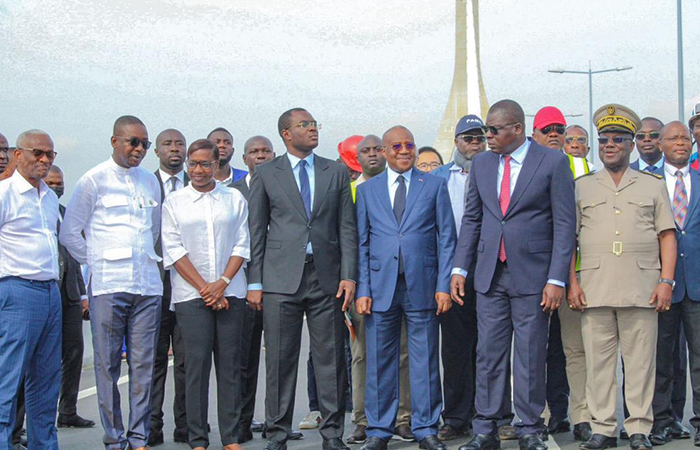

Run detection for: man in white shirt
[[0, 130, 62, 450], [60, 116, 162, 450]]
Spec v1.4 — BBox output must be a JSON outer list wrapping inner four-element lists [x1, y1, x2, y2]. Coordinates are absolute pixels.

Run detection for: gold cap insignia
[[607, 105, 616, 115]]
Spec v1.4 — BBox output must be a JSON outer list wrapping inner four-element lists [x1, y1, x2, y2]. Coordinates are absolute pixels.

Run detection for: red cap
[[533, 106, 567, 131], [338, 135, 363, 172]]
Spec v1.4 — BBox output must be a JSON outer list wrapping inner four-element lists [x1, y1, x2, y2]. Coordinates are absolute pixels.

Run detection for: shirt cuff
[[247, 283, 263, 291], [547, 279, 566, 288], [80, 295, 88, 301], [451, 268, 468, 278]]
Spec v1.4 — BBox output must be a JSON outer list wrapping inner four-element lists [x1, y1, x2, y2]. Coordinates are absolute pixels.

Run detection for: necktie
[[168, 176, 177, 195], [673, 170, 688, 229], [394, 175, 407, 273], [498, 156, 512, 262], [298, 160, 312, 219]]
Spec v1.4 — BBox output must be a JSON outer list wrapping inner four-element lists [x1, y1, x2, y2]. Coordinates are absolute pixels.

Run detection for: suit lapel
[[505, 144, 544, 217], [685, 169, 700, 224], [483, 153, 503, 219], [373, 171, 395, 226], [311, 157, 332, 221], [400, 169, 426, 228], [154, 170, 165, 202], [274, 155, 308, 220]]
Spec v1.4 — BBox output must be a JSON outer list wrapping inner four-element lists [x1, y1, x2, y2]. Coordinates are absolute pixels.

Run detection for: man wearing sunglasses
[[564, 127, 590, 159], [60, 116, 163, 450], [630, 118, 665, 175], [452, 100, 576, 450], [571, 104, 677, 450]]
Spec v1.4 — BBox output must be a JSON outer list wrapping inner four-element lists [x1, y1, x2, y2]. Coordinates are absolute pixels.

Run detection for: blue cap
[[455, 114, 485, 137]]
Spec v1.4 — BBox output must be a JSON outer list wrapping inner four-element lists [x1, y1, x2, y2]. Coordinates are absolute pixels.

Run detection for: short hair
[[278, 108, 308, 137], [565, 125, 588, 138], [113, 115, 145, 135], [418, 146, 444, 164], [156, 129, 185, 147], [187, 139, 220, 160], [488, 99, 525, 125], [382, 125, 413, 143], [49, 165, 63, 174], [16, 129, 52, 148], [244, 135, 273, 154], [207, 127, 232, 139], [641, 117, 665, 128]]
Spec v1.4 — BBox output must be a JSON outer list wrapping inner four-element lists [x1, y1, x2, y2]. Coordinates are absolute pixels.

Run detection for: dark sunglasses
[[115, 136, 152, 150], [598, 136, 632, 145], [458, 135, 486, 143], [186, 160, 216, 170], [485, 123, 517, 136], [634, 132, 660, 141], [17, 147, 57, 160], [565, 136, 587, 145], [387, 142, 416, 152], [540, 125, 566, 135]]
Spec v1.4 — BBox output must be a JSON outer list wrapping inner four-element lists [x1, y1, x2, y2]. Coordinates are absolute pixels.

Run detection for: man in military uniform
[[568, 104, 677, 450]]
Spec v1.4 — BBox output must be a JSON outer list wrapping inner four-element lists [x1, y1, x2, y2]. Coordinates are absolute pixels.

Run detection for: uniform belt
[[582, 242, 659, 256]]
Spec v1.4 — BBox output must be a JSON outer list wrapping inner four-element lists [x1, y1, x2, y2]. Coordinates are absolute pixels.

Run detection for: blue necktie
[[394, 175, 406, 273], [299, 160, 312, 219]]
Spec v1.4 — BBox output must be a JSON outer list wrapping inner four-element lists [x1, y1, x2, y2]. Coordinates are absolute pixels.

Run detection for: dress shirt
[[387, 167, 412, 207], [286, 152, 315, 254], [158, 169, 185, 196], [59, 157, 163, 297], [663, 163, 691, 206], [161, 183, 250, 304], [637, 156, 665, 173], [217, 168, 233, 186], [0, 171, 60, 281], [447, 164, 468, 234], [452, 139, 564, 287], [245, 173, 252, 188]]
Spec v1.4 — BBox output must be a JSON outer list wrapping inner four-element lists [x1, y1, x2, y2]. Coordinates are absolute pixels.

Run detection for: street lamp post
[[677, 0, 685, 123], [548, 62, 633, 164]]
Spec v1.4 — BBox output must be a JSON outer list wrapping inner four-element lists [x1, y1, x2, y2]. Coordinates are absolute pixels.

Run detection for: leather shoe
[[289, 430, 304, 440], [439, 424, 469, 441], [323, 437, 350, 450], [393, 424, 416, 442], [573, 423, 593, 442], [668, 420, 690, 439], [694, 427, 700, 446], [629, 433, 652, 450], [498, 425, 516, 441], [579, 434, 617, 450], [57, 414, 95, 428], [239, 429, 254, 444], [459, 434, 500, 450], [347, 425, 367, 444], [147, 430, 164, 447], [518, 433, 546, 450], [419, 435, 446, 450], [251, 419, 265, 433], [547, 417, 571, 434], [264, 440, 287, 450], [361, 437, 387, 450], [648, 425, 670, 446], [619, 428, 628, 440], [173, 428, 188, 443]]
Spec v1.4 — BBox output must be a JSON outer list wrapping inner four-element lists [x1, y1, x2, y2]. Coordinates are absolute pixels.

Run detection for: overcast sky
[[1, 0, 699, 193]]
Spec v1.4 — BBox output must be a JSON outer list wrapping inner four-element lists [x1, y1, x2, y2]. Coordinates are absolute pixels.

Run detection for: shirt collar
[[11, 170, 50, 197], [387, 166, 412, 185], [107, 156, 130, 173], [187, 182, 222, 202], [159, 169, 185, 184], [286, 152, 315, 169], [504, 138, 531, 165], [448, 162, 462, 172], [641, 156, 665, 170], [664, 162, 689, 178]]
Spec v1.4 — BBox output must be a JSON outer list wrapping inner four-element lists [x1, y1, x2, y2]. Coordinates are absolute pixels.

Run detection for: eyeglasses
[[115, 136, 152, 150], [457, 135, 486, 143], [17, 147, 57, 160], [598, 136, 633, 145], [386, 142, 416, 152], [634, 132, 660, 141], [565, 136, 587, 145], [285, 121, 321, 131], [540, 125, 566, 135], [417, 162, 442, 170], [186, 160, 216, 170], [662, 135, 692, 143], [485, 123, 517, 136]]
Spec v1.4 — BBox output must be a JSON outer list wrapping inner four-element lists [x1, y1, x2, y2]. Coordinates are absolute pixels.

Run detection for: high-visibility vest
[[568, 154, 590, 179]]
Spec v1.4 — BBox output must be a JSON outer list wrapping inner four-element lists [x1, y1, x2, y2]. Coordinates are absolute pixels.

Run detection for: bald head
[[16, 129, 53, 149], [488, 100, 525, 126], [113, 115, 145, 135], [244, 136, 273, 154], [242, 135, 275, 173], [358, 134, 381, 152], [660, 121, 692, 169], [659, 121, 689, 139], [357, 134, 385, 177], [382, 126, 416, 173], [382, 126, 414, 145]]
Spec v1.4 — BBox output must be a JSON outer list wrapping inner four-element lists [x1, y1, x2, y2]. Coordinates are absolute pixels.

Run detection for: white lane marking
[[78, 359, 174, 400]]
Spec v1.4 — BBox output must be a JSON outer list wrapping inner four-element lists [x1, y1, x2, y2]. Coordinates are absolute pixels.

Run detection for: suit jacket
[[58, 204, 86, 302], [430, 161, 455, 181], [453, 140, 576, 295], [356, 170, 456, 312], [630, 159, 664, 176], [230, 176, 250, 200], [154, 170, 190, 279], [248, 154, 357, 295]]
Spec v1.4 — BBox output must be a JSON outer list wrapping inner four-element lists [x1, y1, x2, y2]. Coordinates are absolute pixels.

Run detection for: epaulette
[[639, 171, 663, 180]]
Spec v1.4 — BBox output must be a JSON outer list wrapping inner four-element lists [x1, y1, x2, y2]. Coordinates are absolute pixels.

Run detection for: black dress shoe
[[629, 433, 652, 450], [619, 428, 628, 440], [393, 424, 416, 442], [173, 427, 189, 443], [668, 420, 690, 439], [264, 440, 288, 450], [239, 429, 254, 444], [323, 437, 350, 450], [147, 430, 164, 447], [347, 425, 367, 444], [547, 417, 571, 434], [360, 437, 387, 450], [648, 425, 669, 446], [518, 433, 546, 450], [573, 423, 593, 442], [57, 414, 96, 428], [289, 430, 304, 440], [251, 419, 265, 433], [419, 435, 446, 450], [694, 427, 700, 446], [579, 433, 617, 450], [459, 434, 500, 450], [439, 424, 469, 441]]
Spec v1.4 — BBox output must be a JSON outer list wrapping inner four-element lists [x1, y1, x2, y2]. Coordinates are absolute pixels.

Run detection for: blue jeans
[[0, 277, 62, 450]]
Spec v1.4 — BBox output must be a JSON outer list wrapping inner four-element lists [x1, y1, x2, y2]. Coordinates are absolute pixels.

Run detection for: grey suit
[[248, 153, 357, 443]]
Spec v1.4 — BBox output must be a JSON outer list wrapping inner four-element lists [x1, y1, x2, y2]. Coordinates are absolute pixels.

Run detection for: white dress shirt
[[287, 152, 315, 253], [161, 183, 250, 304], [59, 157, 163, 297], [663, 163, 691, 206], [159, 169, 185, 196], [387, 167, 412, 207], [0, 171, 60, 281], [637, 156, 665, 173], [245, 173, 252, 188], [446, 164, 468, 234]]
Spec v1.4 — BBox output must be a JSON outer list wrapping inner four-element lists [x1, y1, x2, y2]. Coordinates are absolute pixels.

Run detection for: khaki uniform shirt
[[575, 168, 675, 308]]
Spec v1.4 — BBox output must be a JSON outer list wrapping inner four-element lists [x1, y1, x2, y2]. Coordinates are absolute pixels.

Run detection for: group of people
[[1, 98, 700, 450]]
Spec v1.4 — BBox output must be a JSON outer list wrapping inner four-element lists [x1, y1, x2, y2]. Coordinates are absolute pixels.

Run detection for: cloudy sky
[[1, 0, 699, 193]]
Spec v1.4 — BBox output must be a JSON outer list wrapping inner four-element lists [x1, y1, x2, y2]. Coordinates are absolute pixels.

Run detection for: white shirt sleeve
[[230, 195, 250, 261], [59, 176, 97, 265], [161, 197, 188, 269]]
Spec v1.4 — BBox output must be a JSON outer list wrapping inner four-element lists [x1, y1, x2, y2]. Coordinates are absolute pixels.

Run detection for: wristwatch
[[658, 278, 675, 290], [220, 275, 231, 285]]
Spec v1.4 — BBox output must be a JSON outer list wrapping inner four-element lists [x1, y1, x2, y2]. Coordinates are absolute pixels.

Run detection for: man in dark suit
[[451, 100, 576, 450], [150, 129, 189, 446], [355, 126, 456, 450], [230, 135, 275, 443], [247, 108, 357, 450], [630, 117, 664, 174]]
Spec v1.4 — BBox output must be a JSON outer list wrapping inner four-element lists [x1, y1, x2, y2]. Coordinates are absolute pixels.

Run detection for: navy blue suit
[[453, 140, 576, 436], [630, 159, 664, 175], [356, 169, 456, 440]]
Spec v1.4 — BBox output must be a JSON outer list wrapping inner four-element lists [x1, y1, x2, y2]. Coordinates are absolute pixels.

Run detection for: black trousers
[[175, 297, 245, 448], [263, 261, 347, 443], [546, 311, 570, 421], [150, 278, 187, 434], [58, 281, 84, 417], [239, 306, 263, 430]]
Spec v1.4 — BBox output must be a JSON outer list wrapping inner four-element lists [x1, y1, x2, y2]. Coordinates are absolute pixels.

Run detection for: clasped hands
[[200, 279, 229, 311]]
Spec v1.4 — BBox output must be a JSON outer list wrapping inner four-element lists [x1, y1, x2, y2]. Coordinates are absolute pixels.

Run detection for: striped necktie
[[672, 170, 688, 229]]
